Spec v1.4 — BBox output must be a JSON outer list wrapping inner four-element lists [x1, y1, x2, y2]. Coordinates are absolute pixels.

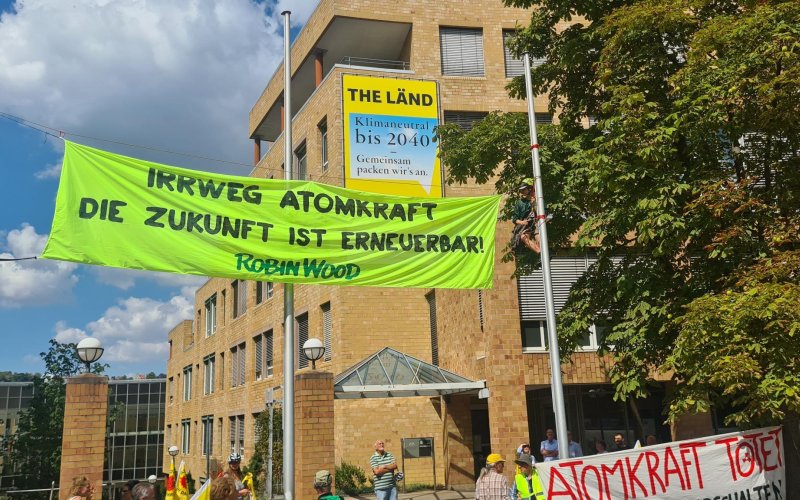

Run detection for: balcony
[[252, 16, 412, 142]]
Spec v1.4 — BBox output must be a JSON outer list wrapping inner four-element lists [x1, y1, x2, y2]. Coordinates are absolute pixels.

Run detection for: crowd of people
[[475, 429, 661, 499]]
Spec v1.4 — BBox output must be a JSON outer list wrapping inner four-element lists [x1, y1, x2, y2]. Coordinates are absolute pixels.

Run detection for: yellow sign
[[342, 74, 441, 197]]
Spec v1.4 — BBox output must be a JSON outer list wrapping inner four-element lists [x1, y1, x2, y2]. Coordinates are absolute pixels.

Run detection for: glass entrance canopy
[[334, 347, 485, 399]]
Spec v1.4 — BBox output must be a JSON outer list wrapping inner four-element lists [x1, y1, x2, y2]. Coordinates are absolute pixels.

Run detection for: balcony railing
[[338, 56, 410, 71]]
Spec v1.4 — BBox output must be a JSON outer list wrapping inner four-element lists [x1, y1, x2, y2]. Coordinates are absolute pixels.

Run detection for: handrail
[[339, 56, 410, 71]]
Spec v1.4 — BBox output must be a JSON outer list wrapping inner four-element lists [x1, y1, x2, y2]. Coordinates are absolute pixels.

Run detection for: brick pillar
[[59, 374, 108, 500], [295, 371, 335, 499], [314, 50, 324, 87], [443, 394, 475, 489], [253, 138, 261, 166]]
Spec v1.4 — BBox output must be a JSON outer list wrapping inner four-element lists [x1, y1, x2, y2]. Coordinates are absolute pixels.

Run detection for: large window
[[518, 255, 621, 352], [440, 27, 484, 76], [202, 415, 213, 456], [322, 302, 332, 362], [229, 415, 245, 456], [182, 365, 192, 401], [319, 119, 328, 172], [297, 313, 309, 369], [203, 355, 215, 395], [231, 343, 246, 387], [181, 419, 191, 454], [232, 280, 247, 319], [503, 30, 545, 78], [205, 294, 217, 337], [427, 292, 438, 366]]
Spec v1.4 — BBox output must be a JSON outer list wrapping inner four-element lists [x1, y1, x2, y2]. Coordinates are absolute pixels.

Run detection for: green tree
[[437, 0, 800, 490], [248, 405, 283, 495], [5, 340, 107, 491]]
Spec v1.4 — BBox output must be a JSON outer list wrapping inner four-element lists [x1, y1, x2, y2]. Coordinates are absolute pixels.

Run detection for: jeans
[[375, 486, 398, 500]]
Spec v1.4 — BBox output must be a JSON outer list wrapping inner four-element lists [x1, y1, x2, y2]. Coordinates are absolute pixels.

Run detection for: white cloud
[[54, 287, 195, 365], [0, 224, 79, 308], [0, 0, 316, 172], [92, 267, 207, 291], [34, 161, 62, 179], [53, 320, 87, 344]]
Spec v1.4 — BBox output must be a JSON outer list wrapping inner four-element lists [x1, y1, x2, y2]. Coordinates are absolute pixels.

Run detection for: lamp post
[[168, 445, 179, 470], [302, 338, 325, 370], [76, 337, 104, 373]]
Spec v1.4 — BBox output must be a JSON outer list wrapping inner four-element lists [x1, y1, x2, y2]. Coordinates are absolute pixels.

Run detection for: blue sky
[[0, 0, 317, 376]]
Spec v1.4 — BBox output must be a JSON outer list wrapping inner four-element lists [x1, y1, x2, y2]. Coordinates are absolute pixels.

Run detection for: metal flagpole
[[281, 10, 296, 500], [523, 53, 569, 461]]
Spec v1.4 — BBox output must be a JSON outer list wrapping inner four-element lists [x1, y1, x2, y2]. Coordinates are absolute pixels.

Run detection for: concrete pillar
[[59, 374, 108, 500], [253, 138, 261, 166], [443, 394, 475, 488], [295, 370, 335, 499]]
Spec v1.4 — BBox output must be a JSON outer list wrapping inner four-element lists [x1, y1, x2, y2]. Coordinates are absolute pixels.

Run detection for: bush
[[335, 461, 369, 495]]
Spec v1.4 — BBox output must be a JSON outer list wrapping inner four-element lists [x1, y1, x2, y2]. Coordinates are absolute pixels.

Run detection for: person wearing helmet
[[221, 452, 250, 499], [475, 453, 509, 499], [313, 470, 344, 500], [512, 178, 541, 254]]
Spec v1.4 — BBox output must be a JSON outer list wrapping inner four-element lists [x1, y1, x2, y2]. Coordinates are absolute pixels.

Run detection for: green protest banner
[[41, 141, 501, 289]]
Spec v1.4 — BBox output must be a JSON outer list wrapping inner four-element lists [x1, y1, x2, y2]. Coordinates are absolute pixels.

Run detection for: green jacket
[[514, 470, 546, 499]]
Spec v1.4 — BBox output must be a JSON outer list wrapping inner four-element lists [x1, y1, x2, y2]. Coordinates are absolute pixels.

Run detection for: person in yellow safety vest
[[512, 454, 546, 499]]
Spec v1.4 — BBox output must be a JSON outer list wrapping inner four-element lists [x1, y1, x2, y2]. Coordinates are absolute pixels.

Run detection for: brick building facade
[[164, 0, 715, 490]]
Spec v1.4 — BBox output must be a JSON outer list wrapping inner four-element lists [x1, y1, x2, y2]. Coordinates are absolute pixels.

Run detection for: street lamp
[[75, 337, 104, 373], [302, 338, 325, 369], [168, 445, 179, 470]]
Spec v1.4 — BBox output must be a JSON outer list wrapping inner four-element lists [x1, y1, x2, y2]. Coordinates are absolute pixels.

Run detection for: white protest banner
[[536, 426, 785, 500]]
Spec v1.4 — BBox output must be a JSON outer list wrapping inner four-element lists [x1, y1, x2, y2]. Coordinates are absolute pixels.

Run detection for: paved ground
[[342, 490, 476, 499]]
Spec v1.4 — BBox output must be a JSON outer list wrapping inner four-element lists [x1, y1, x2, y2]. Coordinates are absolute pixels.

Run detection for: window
[[219, 352, 225, 389], [427, 292, 438, 365], [202, 415, 213, 456], [182, 365, 193, 401], [297, 313, 309, 369], [440, 27, 484, 76], [319, 119, 328, 171], [443, 111, 488, 131], [231, 343, 246, 387], [232, 280, 247, 319], [265, 330, 274, 377], [229, 415, 245, 456], [521, 320, 548, 351], [503, 30, 545, 78], [580, 320, 614, 351], [295, 142, 307, 180], [181, 419, 191, 454], [166, 424, 172, 451], [203, 355, 215, 395], [254, 335, 263, 381], [205, 295, 217, 336], [322, 302, 332, 361], [255, 282, 273, 303], [168, 377, 174, 404]]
